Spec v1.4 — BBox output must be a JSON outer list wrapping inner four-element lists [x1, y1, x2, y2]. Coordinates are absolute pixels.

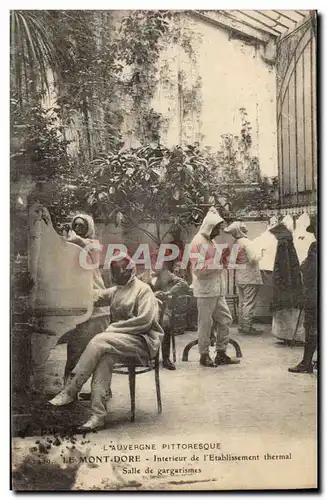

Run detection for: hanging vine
[[172, 13, 203, 144], [118, 10, 173, 143]]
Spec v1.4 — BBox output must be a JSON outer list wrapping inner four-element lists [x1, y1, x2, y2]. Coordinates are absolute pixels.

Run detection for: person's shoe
[[288, 362, 314, 374], [163, 358, 176, 370], [77, 414, 106, 432], [215, 352, 240, 365], [79, 392, 91, 401], [199, 353, 215, 367], [48, 391, 75, 407]]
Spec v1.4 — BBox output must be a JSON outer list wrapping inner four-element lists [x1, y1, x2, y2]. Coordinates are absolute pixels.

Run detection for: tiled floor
[[12, 325, 317, 490]]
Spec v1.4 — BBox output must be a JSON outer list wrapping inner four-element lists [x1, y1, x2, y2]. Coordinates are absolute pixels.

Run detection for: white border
[[1, 3, 325, 499]]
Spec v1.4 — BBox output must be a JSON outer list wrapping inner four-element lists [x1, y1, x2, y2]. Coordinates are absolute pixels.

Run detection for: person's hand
[[66, 229, 78, 241], [93, 290, 103, 304], [61, 224, 71, 238], [155, 291, 168, 301]]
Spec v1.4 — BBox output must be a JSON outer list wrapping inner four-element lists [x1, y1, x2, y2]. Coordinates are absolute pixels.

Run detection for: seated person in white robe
[[49, 254, 164, 431], [63, 214, 110, 382]]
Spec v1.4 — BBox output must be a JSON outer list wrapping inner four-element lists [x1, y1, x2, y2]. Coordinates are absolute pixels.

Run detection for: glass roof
[[193, 10, 312, 42], [223, 10, 310, 36]]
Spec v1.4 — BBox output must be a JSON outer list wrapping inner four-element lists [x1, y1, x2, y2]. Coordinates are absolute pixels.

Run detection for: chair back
[[168, 295, 189, 335], [157, 298, 167, 329]]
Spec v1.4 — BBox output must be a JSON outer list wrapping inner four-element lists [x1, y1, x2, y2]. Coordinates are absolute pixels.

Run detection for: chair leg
[[171, 334, 176, 363], [229, 338, 242, 358], [236, 297, 239, 323], [182, 339, 198, 361], [128, 366, 136, 422], [154, 354, 162, 414]]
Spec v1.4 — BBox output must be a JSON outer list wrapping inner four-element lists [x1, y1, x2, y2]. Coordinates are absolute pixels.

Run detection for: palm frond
[[10, 10, 61, 102]]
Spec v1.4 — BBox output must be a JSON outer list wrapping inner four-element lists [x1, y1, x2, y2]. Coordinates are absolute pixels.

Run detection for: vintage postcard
[[11, 9, 317, 491]]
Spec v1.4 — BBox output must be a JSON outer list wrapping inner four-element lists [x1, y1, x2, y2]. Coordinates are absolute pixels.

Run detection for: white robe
[[293, 213, 315, 265]]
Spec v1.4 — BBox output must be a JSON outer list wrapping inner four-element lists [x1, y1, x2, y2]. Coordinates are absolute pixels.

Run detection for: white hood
[[293, 212, 315, 264], [71, 213, 96, 238], [224, 221, 248, 239], [198, 207, 224, 239]]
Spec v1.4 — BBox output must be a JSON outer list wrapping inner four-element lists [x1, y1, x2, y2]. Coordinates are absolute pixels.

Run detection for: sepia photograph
[[10, 8, 318, 491]]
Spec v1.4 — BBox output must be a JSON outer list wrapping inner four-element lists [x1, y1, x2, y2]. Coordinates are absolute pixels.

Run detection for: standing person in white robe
[[254, 215, 306, 343], [189, 207, 240, 367], [224, 221, 263, 335]]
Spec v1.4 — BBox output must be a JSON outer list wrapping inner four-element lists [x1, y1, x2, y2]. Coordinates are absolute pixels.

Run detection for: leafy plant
[[54, 144, 223, 245], [10, 12, 278, 238], [44, 108, 278, 233], [10, 92, 72, 182]]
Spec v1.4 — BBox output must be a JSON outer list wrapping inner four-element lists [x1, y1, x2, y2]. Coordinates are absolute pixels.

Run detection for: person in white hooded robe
[[189, 207, 240, 367], [62, 214, 110, 382], [224, 221, 263, 335]]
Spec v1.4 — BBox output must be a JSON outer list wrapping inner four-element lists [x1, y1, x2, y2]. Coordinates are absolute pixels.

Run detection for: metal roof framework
[[191, 10, 312, 44]]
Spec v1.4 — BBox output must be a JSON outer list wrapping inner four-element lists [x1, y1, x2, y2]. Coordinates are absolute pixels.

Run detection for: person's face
[[210, 223, 222, 239], [173, 264, 181, 276], [160, 268, 170, 282], [174, 265, 185, 278], [72, 217, 88, 237], [111, 259, 133, 286]]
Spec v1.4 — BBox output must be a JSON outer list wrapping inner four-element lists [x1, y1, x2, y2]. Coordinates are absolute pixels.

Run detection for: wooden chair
[[166, 295, 190, 362], [111, 300, 165, 422], [225, 269, 239, 323], [181, 271, 243, 361], [182, 336, 242, 362], [186, 294, 198, 331]]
